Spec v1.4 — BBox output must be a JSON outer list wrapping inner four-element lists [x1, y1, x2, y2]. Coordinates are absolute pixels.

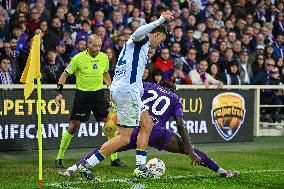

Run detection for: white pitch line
[[46, 169, 284, 189]]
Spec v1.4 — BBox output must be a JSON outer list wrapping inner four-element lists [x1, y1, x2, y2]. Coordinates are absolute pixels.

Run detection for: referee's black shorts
[[70, 89, 110, 122]]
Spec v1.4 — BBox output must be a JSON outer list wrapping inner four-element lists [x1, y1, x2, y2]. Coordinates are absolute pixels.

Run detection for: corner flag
[[20, 34, 43, 185], [20, 34, 41, 99]]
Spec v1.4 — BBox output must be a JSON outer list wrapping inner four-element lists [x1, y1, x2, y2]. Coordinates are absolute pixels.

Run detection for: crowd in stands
[[0, 0, 283, 122]]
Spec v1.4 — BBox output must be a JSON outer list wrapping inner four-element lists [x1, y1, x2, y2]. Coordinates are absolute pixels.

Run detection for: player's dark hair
[[160, 81, 176, 92], [150, 25, 167, 35]]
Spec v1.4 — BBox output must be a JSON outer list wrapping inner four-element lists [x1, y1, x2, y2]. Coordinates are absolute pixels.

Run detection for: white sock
[[67, 164, 78, 172], [136, 149, 147, 166], [217, 168, 227, 174]]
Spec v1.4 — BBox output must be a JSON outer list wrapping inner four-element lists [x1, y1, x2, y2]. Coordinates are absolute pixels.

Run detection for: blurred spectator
[[66, 12, 79, 33], [164, 58, 192, 85], [112, 11, 124, 31], [122, 27, 132, 40], [70, 38, 87, 58], [272, 13, 284, 37], [34, 1, 50, 21], [95, 25, 113, 49], [151, 68, 164, 84], [273, 34, 284, 59], [104, 47, 117, 80], [265, 42, 275, 59], [154, 48, 173, 72], [50, 17, 64, 40], [45, 49, 64, 84], [184, 26, 200, 50], [142, 0, 155, 23], [224, 60, 241, 85], [0, 16, 8, 41], [208, 50, 220, 70], [209, 63, 225, 83], [189, 59, 223, 88], [252, 54, 266, 76], [93, 11, 105, 26], [252, 58, 282, 123], [0, 5, 9, 20], [239, 49, 253, 84], [199, 41, 210, 60], [113, 34, 126, 58], [190, 1, 205, 22], [0, 55, 14, 84], [8, 36, 20, 83], [181, 47, 197, 74], [56, 40, 69, 66], [9, 1, 29, 31], [74, 19, 91, 45], [221, 47, 235, 73], [142, 67, 150, 82], [170, 42, 181, 58], [127, 7, 146, 26], [171, 26, 187, 55], [40, 20, 59, 52], [255, 3, 267, 25], [275, 57, 283, 71], [27, 7, 41, 34], [213, 11, 224, 29]]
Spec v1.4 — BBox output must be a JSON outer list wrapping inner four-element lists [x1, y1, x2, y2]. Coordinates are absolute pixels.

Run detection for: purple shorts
[[124, 125, 174, 151]]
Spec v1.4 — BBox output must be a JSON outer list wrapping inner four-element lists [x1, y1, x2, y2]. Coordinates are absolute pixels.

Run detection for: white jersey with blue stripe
[[110, 37, 149, 94], [110, 17, 166, 94]]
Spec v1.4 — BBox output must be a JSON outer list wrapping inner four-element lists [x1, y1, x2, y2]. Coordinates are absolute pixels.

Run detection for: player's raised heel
[[111, 159, 128, 167], [220, 170, 239, 177], [55, 159, 65, 169], [58, 169, 75, 177], [133, 165, 154, 178], [78, 163, 95, 180]]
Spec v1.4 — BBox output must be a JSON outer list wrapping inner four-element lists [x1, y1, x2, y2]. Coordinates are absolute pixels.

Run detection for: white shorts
[[110, 90, 142, 128]]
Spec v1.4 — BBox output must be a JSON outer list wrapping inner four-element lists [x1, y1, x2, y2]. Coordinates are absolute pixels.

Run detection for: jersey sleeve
[[131, 17, 165, 42], [65, 56, 78, 75], [173, 100, 184, 118]]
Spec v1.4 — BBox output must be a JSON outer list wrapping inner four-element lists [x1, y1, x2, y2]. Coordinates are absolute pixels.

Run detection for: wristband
[[57, 84, 63, 94]]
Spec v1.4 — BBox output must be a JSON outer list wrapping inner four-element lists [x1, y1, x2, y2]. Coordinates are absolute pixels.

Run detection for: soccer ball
[[146, 158, 166, 178]]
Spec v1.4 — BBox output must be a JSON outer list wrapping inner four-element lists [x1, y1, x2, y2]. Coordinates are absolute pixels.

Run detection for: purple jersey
[[142, 82, 183, 127]]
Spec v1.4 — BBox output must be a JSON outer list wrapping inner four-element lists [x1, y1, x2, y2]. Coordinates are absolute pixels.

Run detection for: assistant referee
[[55, 34, 126, 168]]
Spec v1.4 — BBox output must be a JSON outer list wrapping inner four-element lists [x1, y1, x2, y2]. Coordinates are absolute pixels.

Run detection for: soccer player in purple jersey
[[60, 82, 237, 178], [121, 82, 238, 177]]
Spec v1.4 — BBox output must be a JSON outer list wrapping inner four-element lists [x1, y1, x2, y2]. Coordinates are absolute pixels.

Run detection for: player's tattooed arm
[[175, 117, 193, 154], [175, 117, 203, 166], [131, 11, 173, 42]]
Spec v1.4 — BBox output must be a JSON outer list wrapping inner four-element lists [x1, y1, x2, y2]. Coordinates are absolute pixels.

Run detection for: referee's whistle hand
[[55, 94, 63, 106]]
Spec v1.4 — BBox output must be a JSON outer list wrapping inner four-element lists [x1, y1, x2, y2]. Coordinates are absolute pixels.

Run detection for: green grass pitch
[[0, 136, 283, 189]]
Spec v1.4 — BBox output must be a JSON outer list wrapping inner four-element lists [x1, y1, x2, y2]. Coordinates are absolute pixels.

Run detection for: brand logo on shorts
[[211, 92, 246, 141], [93, 64, 97, 69]]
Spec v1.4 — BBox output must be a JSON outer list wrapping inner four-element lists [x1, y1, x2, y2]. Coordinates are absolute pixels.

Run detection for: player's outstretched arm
[[175, 117, 203, 166], [131, 11, 174, 42]]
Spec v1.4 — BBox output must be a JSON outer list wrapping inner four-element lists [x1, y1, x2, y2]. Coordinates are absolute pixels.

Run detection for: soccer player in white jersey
[[69, 11, 174, 179]]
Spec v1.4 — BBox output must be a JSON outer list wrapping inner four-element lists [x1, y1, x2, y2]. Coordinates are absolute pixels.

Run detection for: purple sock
[[76, 148, 99, 167], [194, 149, 220, 172]]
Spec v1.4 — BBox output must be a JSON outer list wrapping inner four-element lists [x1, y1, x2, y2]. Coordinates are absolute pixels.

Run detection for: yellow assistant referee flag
[[20, 34, 41, 100]]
